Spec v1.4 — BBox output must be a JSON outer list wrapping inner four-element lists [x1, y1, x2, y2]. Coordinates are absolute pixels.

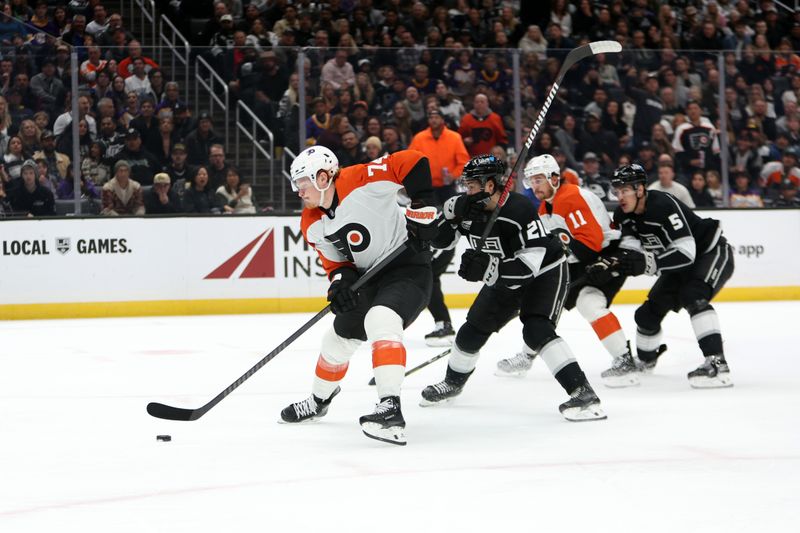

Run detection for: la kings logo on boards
[[326, 223, 371, 262], [56, 237, 70, 254]]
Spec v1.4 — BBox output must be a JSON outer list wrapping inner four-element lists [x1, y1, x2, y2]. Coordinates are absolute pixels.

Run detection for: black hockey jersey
[[434, 192, 565, 288], [614, 190, 722, 273]]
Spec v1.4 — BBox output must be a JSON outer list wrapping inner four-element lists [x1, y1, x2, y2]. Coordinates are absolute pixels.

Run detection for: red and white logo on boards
[[205, 228, 275, 279]]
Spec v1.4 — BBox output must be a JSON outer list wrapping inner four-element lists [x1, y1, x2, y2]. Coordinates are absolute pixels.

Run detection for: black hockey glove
[[405, 200, 441, 249], [443, 192, 490, 222], [585, 256, 622, 285], [458, 249, 500, 286], [616, 249, 657, 276], [327, 267, 359, 314]]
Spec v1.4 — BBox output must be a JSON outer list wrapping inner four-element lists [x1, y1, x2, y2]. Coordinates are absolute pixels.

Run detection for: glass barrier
[[0, 43, 798, 219]]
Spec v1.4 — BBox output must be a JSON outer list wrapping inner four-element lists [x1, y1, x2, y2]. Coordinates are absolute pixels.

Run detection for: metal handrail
[[195, 55, 230, 151], [281, 146, 297, 212], [130, 0, 157, 47], [235, 100, 274, 197], [158, 14, 190, 97]]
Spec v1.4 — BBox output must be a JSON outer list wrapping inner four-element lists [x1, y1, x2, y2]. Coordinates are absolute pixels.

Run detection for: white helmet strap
[[312, 169, 334, 193]]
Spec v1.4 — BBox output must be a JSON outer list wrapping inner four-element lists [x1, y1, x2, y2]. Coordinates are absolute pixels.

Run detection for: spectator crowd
[[1, 0, 799, 217]]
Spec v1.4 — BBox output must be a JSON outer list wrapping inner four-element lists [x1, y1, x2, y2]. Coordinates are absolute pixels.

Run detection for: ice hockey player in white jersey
[[279, 146, 440, 445]]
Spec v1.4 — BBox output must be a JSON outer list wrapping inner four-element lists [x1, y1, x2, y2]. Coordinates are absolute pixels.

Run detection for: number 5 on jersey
[[668, 213, 684, 231]]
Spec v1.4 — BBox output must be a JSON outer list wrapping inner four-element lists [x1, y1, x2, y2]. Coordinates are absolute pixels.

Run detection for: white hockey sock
[[365, 306, 406, 398], [448, 343, 480, 374], [538, 337, 577, 376], [636, 327, 663, 356], [576, 287, 629, 358], [312, 355, 349, 401], [372, 340, 406, 398], [311, 327, 361, 401]]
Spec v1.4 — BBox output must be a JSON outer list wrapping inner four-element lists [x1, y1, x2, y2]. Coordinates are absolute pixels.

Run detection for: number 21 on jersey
[[526, 219, 548, 240]]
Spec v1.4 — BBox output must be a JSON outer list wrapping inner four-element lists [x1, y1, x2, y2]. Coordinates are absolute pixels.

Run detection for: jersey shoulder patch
[[335, 151, 424, 202]]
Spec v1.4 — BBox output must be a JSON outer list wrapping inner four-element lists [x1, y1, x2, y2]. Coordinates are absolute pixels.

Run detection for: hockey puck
[[156, 434, 172, 442]]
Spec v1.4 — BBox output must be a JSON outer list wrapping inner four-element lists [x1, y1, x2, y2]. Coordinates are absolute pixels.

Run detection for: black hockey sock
[[698, 334, 724, 358], [554, 362, 587, 395], [445, 365, 474, 387]]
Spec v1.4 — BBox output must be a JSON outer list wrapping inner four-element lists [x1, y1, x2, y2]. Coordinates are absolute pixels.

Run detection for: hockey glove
[[617, 249, 657, 276], [443, 192, 490, 222], [327, 267, 360, 314], [405, 200, 441, 248], [585, 256, 622, 285], [458, 249, 500, 286]]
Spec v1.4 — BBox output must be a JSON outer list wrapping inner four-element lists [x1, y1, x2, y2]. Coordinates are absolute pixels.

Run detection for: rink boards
[[0, 209, 798, 319]]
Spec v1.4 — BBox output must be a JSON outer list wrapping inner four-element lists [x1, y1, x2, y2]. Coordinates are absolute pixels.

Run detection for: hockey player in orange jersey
[[279, 145, 439, 445], [495, 154, 640, 387]]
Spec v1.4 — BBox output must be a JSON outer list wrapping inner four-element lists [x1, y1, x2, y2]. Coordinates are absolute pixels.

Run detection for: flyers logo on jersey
[[327, 223, 372, 262]]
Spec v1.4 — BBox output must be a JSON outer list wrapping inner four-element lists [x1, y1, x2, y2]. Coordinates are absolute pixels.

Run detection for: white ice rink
[[1, 301, 798, 532]]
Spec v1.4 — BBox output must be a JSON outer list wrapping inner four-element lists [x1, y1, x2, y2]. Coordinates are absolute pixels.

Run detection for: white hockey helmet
[[523, 154, 560, 189], [289, 145, 339, 192]]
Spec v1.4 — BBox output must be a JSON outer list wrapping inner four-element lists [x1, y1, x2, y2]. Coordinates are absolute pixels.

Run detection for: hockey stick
[[147, 243, 409, 421], [475, 41, 622, 250], [368, 348, 451, 386]]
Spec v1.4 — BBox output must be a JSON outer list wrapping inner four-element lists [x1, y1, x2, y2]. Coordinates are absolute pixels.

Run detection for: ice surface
[[1, 302, 798, 532]]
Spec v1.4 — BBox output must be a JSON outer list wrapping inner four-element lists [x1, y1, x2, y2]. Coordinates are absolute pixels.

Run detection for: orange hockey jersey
[[301, 150, 432, 278], [538, 183, 620, 264]]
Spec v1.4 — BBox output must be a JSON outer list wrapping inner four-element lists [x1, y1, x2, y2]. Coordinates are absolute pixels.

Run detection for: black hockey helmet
[[461, 154, 508, 188], [611, 163, 648, 188]]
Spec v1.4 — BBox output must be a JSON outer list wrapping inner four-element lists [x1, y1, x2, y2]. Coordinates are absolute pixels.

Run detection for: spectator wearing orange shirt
[[117, 40, 159, 79], [458, 93, 508, 157]]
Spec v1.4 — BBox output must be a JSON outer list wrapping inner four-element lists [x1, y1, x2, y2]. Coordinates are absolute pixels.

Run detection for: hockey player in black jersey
[[586, 164, 734, 388], [420, 154, 606, 421]]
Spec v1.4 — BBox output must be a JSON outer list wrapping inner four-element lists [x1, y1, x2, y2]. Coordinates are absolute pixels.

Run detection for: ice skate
[[558, 384, 607, 421], [359, 396, 406, 446], [601, 344, 640, 388], [424, 321, 455, 347], [637, 344, 668, 373], [495, 351, 536, 377], [688, 355, 733, 389], [420, 380, 464, 406], [420, 367, 472, 406], [279, 386, 340, 423]]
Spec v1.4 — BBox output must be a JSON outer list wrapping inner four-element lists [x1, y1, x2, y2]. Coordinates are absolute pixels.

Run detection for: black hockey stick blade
[[147, 243, 409, 421], [368, 348, 451, 385], [476, 40, 622, 250], [147, 402, 197, 421]]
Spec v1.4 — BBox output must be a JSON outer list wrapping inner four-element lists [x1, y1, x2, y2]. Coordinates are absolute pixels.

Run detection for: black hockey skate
[[279, 386, 340, 423], [558, 384, 607, 422], [688, 355, 733, 389], [637, 344, 668, 373], [359, 396, 406, 446], [601, 343, 640, 388], [419, 367, 473, 407], [495, 351, 537, 377], [424, 321, 455, 347]]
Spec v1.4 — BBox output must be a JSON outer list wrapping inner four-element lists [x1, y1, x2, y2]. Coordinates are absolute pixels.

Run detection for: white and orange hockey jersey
[[759, 161, 800, 188], [301, 150, 432, 278], [538, 183, 620, 264]]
